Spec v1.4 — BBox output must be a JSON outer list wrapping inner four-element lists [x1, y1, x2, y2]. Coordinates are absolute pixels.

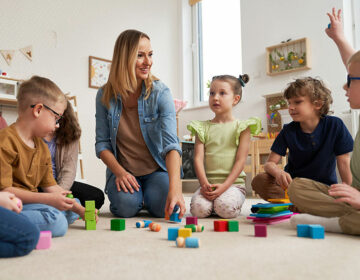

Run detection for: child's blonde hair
[[17, 76, 66, 112], [283, 77, 333, 116], [211, 74, 249, 103], [348, 50, 360, 65], [55, 99, 81, 146], [102, 29, 158, 108]]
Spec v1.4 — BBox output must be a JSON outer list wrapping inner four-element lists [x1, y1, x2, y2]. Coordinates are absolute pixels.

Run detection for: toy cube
[[178, 228, 192, 238], [185, 237, 201, 248], [86, 220, 96, 230], [228, 220, 239, 232], [170, 213, 182, 223], [85, 200, 95, 211], [168, 227, 180, 241], [254, 224, 267, 237], [214, 220, 228, 232], [196, 225, 204, 232], [184, 224, 197, 232], [309, 225, 325, 239], [85, 210, 96, 221], [297, 224, 310, 238], [111, 219, 125, 231], [36, 231, 52, 250], [186, 216, 198, 225], [66, 193, 74, 199]]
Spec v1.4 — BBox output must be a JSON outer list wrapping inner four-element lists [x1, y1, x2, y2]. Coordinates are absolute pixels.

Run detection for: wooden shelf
[[0, 98, 17, 106]]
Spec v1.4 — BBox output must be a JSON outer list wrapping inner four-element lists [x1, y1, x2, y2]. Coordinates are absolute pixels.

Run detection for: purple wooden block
[[254, 224, 267, 237], [186, 216, 198, 225]]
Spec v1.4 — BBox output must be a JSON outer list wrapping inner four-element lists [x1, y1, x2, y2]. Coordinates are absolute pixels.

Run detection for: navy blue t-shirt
[[271, 116, 353, 185]]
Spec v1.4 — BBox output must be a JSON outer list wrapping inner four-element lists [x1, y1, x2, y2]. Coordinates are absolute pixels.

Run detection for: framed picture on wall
[[88, 56, 112, 89]]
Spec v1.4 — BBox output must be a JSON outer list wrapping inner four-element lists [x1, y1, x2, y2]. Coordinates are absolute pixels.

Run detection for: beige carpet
[[1, 194, 359, 280]]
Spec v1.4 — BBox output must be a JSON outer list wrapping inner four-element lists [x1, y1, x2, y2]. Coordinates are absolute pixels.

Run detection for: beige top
[[117, 105, 159, 176], [0, 124, 57, 192]]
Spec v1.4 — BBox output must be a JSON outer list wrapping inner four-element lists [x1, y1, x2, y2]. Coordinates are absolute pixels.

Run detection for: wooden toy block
[[228, 220, 239, 232], [214, 220, 228, 232], [178, 228, 192, 238], [168, 227, 180, 241], [150, 223, 161, 232], [136, 221, 145, 228], [85, 200, 95, 211], [309, 225, 325, 239], [86, 220, 96, 230], [165, 212, 170, 220], [185, 237, 201, 248], [85, 210, 96, 221], [170, 213, 182, 223], [186, 216, 198, 225], [143, 220, 152, 228], [111, 219, 125, 231], [254, 224, 267, 237], [36, 231, 52, 250], [196, 225, 204, 232], [176, 237, 185, 248], [66, 193, 74, 199], [268, 198, 290, 203], [184, 224, 197, 232], [297, 224, 310, 237]]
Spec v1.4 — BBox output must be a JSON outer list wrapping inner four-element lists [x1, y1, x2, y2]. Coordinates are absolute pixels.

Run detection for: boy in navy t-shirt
[[252, 77, 353, 201]]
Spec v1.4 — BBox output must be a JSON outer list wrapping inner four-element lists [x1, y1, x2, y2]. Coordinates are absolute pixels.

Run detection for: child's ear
[[314, 100, 323, 110], [233, 95, 241, 105], [31, 104, 42, 118]]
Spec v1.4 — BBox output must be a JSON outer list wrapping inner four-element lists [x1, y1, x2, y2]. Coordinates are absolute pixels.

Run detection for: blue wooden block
[[168, 227, 180, 241], [297, 224, 310, 237], [143, 220, 152, 228], [170, 213, 182, 223], [309, 225, 325, 239], [185, 237, 200, 248]]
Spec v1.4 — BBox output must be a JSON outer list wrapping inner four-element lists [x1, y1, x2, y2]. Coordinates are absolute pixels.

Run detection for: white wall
[[0, 0, 182, 189]]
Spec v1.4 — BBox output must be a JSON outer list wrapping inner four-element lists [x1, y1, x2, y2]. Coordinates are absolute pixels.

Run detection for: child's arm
[[264, 152, 292, 189], [206, 128, 251, 200], [325, 8, 356, 68], [193, 136, 211, 190], [336, 153, 352, 185]]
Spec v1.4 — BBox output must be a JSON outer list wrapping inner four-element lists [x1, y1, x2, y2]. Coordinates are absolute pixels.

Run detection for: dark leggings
[[70, 181, 105, 210]]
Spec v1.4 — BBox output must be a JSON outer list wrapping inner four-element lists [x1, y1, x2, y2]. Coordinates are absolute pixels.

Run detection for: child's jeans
[[190, 185, 246, 218], [106, 170, 169, 218], [0, 206, 40, 258], [21, 199, 80, 238]]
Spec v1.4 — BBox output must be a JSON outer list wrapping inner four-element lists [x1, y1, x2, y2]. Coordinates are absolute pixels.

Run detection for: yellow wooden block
[[178, 228, 192, 238], [268, 198, 290, 203], [285, 190, 289, 199]]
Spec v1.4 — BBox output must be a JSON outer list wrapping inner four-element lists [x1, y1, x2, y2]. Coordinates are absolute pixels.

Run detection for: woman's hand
[[115, 171, 140, 193], [0, 192, 21, 213], [329, 183, 360, 210], [165, 188, 186, 219]]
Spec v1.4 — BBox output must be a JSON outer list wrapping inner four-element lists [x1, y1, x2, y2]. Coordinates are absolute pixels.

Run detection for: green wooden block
[[185, 224, 197, 232], [258, 206, 288, 214], [66, 193, 74, 199], [228, 220, 239, 232], [85, 200, 95, 211], [111, 219, 125, 231], [85, 220, 96, 230], [85, 210, 96, 221]]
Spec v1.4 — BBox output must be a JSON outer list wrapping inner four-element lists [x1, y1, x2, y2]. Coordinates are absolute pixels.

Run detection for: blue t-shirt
[[271, 116, 353, 185]]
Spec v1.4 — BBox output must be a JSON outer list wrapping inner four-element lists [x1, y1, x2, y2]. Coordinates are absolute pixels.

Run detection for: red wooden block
[[214, 220, 228, 232], [254, 224, 267, 237], [186, 216, 198, 225]]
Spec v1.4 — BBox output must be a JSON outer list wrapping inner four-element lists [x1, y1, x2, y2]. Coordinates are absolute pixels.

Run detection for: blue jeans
[[21, 199, 80, 238], [107, 170, 169, 218], [0, 206, 40, 258]]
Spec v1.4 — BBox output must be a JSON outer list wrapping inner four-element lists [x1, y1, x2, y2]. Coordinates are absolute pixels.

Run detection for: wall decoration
[[266, 37, 311, 76], [263, 92, 288, 135], [89, 56, 112, 89], [19, 45, 33, 61], [0, 50, 15, 66]]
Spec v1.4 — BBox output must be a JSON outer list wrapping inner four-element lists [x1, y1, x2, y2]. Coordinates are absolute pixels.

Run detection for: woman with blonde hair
[[95, 29, 185, 218]]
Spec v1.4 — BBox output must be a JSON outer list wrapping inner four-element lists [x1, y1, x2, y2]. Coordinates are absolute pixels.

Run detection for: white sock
[[290, 214, 342, 233]]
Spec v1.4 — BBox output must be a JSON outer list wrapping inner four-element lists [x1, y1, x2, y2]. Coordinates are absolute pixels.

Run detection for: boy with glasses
[[0, 76, 89, 237]]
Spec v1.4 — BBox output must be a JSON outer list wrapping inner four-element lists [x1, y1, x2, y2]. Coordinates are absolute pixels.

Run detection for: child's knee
[[190, 196, 213, 218], [50, 213, 68, 237], [214, 199, 242, 219]]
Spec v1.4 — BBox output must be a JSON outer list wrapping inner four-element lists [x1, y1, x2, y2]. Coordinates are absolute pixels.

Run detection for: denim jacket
[[95, 80, 182, 183]]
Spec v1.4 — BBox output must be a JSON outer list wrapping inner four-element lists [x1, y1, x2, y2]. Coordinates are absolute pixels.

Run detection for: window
[[192, 0, 242, 105]]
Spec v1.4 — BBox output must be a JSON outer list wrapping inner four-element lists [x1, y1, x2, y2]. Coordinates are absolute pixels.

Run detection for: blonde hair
[[17, 76, 66, 112], [102, 29, 158, 108], [283, 77, 333, 116], [348, 50, 360, 65]]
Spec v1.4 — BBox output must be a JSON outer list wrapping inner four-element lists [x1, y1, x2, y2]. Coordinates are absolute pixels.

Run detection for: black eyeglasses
[[30, 104, 63, 124], [347, 74, 360, 88]]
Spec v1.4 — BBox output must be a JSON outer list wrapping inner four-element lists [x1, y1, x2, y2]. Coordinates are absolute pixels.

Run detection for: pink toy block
[[36, 231, 52, 250], [254, 224, 267, 237], [186, 216, 198, 225]]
